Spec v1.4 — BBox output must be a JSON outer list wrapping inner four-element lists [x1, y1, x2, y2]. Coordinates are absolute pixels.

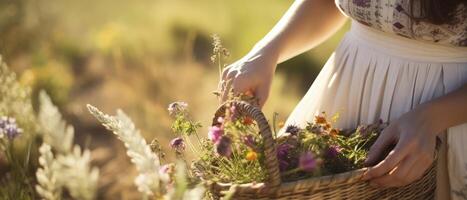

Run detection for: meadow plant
[[0, 57, 38, 199], [87, 105, 206, 200], [54, 145, 99, 200], [35, 144, 61, 200], [0, 58, 101, 200], [36, 92, 99, 200], [87, 105, 162, 197], [0, 56, 37, 136], [38, 91, 74, 153]]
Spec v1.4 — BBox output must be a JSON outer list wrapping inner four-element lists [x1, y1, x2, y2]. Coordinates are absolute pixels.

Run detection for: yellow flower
[[246, 151, 258, 161], [278, 121, 285, 129]]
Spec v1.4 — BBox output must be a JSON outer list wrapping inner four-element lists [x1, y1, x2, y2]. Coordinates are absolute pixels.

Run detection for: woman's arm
[[363, 83, 467, 187], [252, 0, 347, 63], [427, 83, 467, 132], [220, 0, 347, 106]]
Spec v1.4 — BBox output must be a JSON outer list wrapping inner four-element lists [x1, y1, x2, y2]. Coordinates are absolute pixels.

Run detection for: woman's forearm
[[250, 0, 347, 64], [425, 83, 467, 135]]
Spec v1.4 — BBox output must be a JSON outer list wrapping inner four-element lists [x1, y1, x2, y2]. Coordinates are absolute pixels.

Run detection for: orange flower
[[246, 151, 258, 161], [244, 90, 254, 97], [315, 115, 327, 124], [329, 128, 339, 138], [243, 117, 254, 125]]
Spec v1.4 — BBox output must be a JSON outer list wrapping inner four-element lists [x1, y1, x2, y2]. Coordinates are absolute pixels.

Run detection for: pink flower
[[159, 163, 175, 175], [230, 106, 236, 113], [217, 117, 224, 124], [299, 152, 316, 172], [208, 126, 224, 143], [227, 105, 239, 121]]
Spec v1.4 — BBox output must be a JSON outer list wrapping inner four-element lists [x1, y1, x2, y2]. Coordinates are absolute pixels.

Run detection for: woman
[[218, 0, 467, 199]]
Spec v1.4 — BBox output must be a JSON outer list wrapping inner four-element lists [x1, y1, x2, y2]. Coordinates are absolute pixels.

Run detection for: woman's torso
[[335, 0, 467, 47]]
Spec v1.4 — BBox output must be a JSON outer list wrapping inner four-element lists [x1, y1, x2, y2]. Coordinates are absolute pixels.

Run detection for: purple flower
[[299, 152, 316, 172], [325, 145, 342, 158], [285, 125, 301, 136], [208, 126, 224, 143], [170, 137, 185, 152], [167, 102, 188, 116], [215, 136, 232, 157], [0, 117, 22, 140], [242, 134, 256, 149], [276, 144, 292, 171]]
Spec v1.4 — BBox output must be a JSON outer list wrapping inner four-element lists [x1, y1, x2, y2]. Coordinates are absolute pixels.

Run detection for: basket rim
[[199, 166, 368, 192]]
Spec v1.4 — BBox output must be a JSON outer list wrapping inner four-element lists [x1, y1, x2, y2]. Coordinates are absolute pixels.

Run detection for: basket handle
[[212, 100, 282, 188]]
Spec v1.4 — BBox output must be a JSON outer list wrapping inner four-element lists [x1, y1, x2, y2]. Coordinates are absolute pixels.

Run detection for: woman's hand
[[219, 49, 278, 108], [218, 0, 347, 108], [362, 104, 441, 187]]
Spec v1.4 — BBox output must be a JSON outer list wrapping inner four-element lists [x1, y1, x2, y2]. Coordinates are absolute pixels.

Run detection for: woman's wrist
[[421, 84, 467, 136], [247, 42, 281, 70], [420, 100, 450, 137]]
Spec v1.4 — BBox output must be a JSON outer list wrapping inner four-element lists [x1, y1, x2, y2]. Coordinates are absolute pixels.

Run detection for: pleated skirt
[[282, 21, 467, 200]]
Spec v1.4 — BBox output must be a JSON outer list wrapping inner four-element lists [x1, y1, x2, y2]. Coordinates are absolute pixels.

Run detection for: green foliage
[[171, 115, 202, 137], [0, 141, 36, 200]]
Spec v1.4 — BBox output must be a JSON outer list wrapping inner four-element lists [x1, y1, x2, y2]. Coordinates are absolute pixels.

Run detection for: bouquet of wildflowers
[[167, 97, 387, 185]]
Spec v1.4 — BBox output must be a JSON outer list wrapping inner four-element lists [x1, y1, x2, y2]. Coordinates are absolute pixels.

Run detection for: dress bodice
[[335, 0, 467, 47]]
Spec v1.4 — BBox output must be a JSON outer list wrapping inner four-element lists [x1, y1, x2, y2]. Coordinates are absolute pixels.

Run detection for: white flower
[[87, 105, 161, 196], [36, 92, 99, 200], [38, 91, 74, 153], [55, 145, 99, 200], [35, 143, 61, 200]]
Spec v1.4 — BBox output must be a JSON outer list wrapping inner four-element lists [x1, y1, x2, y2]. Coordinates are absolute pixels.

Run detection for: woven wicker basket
[[196, 100, 437, 200]]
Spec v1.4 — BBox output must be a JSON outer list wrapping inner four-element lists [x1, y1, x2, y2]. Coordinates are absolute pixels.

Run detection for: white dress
[[281, 1, 467, 199]]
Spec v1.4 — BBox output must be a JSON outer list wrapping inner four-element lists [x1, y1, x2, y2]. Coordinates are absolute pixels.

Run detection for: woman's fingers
[[220, 74, 252, 103], [363, 139, 410, 181], [220, 78, 234, 103], [365, 126, 397, 166], [370, 155, 418, 187]]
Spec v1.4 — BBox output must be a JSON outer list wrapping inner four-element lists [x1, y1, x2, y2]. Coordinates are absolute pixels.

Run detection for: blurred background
[[0, 0, 349, 198]]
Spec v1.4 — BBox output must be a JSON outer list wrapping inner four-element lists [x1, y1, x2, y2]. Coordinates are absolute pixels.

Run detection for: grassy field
[[0, 0, 349, 198]]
